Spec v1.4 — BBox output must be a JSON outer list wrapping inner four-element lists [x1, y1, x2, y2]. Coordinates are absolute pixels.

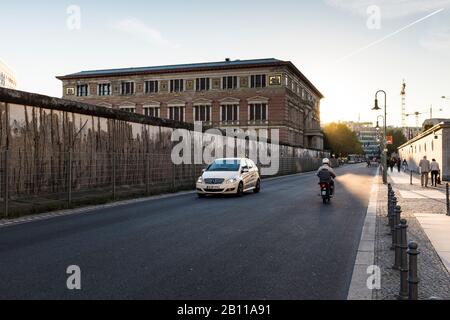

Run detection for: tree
[[323, 123, 364, 157], [386, 128, 407, 157]]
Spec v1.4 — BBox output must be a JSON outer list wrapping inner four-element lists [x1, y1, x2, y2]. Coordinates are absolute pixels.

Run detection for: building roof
[[398, 120, 450, 149], [56, 58, 324, 98]]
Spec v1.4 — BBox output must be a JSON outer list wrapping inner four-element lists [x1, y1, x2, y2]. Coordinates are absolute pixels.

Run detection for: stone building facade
[[57, 58, 324, 149]]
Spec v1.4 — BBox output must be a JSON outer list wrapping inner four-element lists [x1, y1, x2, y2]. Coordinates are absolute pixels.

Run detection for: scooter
[[319, 182, 333, 204]]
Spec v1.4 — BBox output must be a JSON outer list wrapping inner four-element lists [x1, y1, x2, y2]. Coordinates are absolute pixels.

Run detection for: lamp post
[[373, 90, 388, 184]]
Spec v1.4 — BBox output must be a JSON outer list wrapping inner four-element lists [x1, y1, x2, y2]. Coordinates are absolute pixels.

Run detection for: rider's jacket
[[317, 165, 337, 182]]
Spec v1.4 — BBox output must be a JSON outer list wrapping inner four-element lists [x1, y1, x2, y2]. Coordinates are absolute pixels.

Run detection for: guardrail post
[[145, 153, 150, 195], [410, 171, 413, 185], [4, 150, 9, 218], [112, 153, 116, 200], [399, 219, 409, 300], [67, 151, 72, 208], [446, 183, 449, 216], [408, 242, 420, 300]]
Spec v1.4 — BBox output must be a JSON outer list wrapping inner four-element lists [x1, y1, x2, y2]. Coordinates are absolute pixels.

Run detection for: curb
[[347, 167, 380, 300]]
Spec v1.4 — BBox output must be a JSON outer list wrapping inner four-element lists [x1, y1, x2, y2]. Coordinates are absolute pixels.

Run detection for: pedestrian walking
[[419, 156, 431, 188], [402, 159, 408, 172], [397, 158, 401, 173], [389, 158, 395, 173], [430, 159, 440, 187]]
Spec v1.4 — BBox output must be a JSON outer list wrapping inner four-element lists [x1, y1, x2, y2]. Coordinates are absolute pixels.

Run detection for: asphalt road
[[0, 163, 376, 300]]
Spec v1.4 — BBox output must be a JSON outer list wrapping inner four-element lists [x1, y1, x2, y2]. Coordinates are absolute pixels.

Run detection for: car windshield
[[206, 160, 241, 172]]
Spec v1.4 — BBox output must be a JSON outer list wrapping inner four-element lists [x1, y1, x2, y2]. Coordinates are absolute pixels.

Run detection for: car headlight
[[197, 177, 203, 183], [225, 178, 238, 184]]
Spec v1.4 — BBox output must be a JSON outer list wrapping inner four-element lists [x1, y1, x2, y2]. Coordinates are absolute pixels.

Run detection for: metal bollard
[[410, 171, 413, 185], [393, 206, 403, 267], [389, 197, 397, 233], [391, 205, 401, 251], [399, 219, 409, 300], [408, 242, 420, 300], [446, 183, 449, 216], [387, 189, 393, 219]]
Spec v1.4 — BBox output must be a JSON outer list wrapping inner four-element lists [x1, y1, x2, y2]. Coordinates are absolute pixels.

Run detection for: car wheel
[[254, 179, 261, 193], [237, 182, 244, 197]]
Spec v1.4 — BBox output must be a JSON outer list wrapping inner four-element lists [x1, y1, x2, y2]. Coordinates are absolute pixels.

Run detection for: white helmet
[[322, 158, 330, 165]]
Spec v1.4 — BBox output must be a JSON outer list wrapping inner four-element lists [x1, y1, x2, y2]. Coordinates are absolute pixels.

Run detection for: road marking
[[347, 167, 379, 300]]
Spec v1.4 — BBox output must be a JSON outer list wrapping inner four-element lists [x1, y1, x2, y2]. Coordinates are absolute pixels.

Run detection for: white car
[[196, 158, 261, 197]]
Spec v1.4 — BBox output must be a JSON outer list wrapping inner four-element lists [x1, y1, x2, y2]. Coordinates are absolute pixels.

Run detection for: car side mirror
[[202, 169, 206, 173]]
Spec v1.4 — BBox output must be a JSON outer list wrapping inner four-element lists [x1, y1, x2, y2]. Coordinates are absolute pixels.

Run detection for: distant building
[[0, 59, 17, 89], [343, 121, 379, 158], [398, 120, 450, 181], [423, 118, 448, 128], [56, 58, 324, 149]]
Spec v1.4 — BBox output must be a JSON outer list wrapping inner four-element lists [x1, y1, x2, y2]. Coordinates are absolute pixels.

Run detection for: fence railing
[[0, 150, 325, 218], [0, 87, 330, 218]]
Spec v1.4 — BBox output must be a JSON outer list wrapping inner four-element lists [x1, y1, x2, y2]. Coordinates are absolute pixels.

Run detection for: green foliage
[[386, 128, 407, 156], [323, 123, 364, 157]]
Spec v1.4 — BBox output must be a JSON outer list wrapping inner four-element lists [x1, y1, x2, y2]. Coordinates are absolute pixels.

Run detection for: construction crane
[[405, 111, 425, 128], [405, 106, 442, 127], [401, 80, 407, 128]]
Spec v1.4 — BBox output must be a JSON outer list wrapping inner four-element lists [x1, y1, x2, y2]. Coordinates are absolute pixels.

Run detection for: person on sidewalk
[[419, 156, 431, 188], [402, 159, 408, 172], [430, 159, 440, 187], [389, 158, 395, 173], [397, 158, 401, 173]]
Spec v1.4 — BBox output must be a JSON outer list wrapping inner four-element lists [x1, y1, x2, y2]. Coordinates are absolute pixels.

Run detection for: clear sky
[[1, 0, 449, 126]]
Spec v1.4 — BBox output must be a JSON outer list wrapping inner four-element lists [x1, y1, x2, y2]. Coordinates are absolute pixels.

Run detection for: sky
[[1, 0, 450, 126]]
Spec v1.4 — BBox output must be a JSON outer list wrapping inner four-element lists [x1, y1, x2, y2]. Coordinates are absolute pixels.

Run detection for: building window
[[249, 103, 268, 121], [76, 84, 88, 97], [269, 75, 281, 86], [194, 105, 211, 122], [170, 79, 184, 93], [221, 104, 239, 122], [223, 76, 238, 90], [196, 78, 210, 91], [145, 81, 159, 94], [144, 106, 160, 118], [169, 106, 185, 122], [121, 82, 135, 95], [98, 83, 111, 96], [120, 107, 135, 113], [251, 75, 267, 88]]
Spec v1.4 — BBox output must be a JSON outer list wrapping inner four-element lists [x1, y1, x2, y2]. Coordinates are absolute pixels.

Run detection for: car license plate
[[206, 186, 220, 190]]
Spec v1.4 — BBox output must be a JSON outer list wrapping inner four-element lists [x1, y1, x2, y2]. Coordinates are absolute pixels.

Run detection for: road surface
[[0, 164, 376, 300]]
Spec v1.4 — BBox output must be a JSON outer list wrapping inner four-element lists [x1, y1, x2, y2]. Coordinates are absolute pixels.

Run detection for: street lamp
[[372, 90, 388, 184]]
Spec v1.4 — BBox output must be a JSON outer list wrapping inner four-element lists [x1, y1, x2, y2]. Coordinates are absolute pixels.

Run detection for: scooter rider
[[317, 158, 337, 195]]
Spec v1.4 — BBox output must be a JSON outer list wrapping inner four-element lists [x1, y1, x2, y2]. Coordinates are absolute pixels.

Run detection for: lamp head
[[372, 99, 381, 111]]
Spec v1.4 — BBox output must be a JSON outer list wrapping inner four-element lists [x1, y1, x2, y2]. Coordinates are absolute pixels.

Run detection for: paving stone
[[374, 175, 450, 300]]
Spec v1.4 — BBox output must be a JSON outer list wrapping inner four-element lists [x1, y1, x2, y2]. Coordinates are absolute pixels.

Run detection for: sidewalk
[[374, 170, 450, 300]]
